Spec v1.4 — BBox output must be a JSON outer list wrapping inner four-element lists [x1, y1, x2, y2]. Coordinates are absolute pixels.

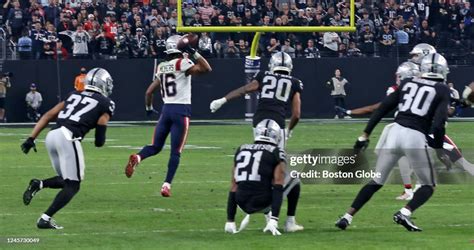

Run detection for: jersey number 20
[[399, 82, 436, 116], [235, 151, 263, 182], [58, 94, 98, 122], [261, 76, 292, 102]]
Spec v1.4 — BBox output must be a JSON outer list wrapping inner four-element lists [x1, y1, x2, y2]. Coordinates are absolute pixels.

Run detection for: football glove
[[335, 106, 350, 115], [21, 137, 37, 154], [263, 218, 281, 236], [353, 136, 369, 155], [210, 97, 227, 113], [285, 129, 292, 141], [145, 105, 159, 116], [224, 222, 237, 234]]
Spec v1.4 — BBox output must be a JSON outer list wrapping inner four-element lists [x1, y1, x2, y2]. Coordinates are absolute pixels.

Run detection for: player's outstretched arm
[[288, 92, 301, 132], [349, 102, 381, 116], [21, 102, 65, 154], [185, 54, 212, 76], [210, 80, 259, 113], [95, 113, 110, 147], [145, 78, 161, 115]]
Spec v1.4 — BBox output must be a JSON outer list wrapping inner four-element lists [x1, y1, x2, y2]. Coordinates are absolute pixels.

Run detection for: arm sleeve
[[293, 79, 303, 93], [431, 86, 450, 148], [364, 88, 400, 135], [252, 71, 265, 90], [271, 184, 284, 219], [94, 124, 107, 147], [226, 191, 237, 221], [105, 100, 115, 117]]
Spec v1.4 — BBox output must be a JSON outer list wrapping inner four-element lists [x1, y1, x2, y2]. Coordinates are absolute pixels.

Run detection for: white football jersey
[[156, 58, 195, 104]]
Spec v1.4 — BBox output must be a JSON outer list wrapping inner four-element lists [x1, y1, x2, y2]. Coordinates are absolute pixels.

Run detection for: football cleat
[[125, 154, 140, 178], [393, 211, 422, 232], [23, 179, 41, 205], [161, 183, 171, 197], [37, 218, 63, 230], [335, 217, 350, 230], [284, 221, 304, 232], [396, 191, 413, 201]]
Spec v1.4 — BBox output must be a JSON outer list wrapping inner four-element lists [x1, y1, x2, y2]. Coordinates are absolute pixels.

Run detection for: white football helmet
[[420, 53, 449, 80], [269, 52, 293, 74], [84, 68, 113, 97], [409, 43, 436, 64], [396, 61, 420, 85], [254, 119, 281, 145], [165, 35, 183, 54]]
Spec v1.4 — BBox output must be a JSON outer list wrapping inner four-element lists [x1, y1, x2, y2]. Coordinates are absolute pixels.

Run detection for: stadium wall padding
[[3, 58, 473, 122]]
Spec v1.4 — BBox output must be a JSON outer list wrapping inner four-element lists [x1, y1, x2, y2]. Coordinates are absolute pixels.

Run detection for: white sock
[[39, 181, 43, 189], [162, 182, 171, 188], [286, 216, 295, 224], [136, 154, 141, 163], [405, 188, 413, 195], [41, 213, 51, 221], [455, 158, 474, 175], [400, 207, 412, 217], [343, 213, 353, 224]]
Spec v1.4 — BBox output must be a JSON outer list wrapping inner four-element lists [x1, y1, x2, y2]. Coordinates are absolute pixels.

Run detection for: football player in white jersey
[[124, 35, 212, 197]]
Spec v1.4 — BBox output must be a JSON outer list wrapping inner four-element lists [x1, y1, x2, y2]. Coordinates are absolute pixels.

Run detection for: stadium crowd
[[0, 0, 473, 60]]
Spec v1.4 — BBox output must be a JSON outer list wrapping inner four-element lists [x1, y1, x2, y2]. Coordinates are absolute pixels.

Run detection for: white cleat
[[396, 191, 413, 201], [284, 221, 304, 232]]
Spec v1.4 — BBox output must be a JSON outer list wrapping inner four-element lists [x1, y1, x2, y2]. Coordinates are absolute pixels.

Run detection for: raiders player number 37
[[336, 53, 451, 232], [20, 68, 115, 229]]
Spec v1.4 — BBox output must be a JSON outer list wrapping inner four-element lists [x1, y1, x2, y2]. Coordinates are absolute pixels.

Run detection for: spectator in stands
[[54, 40, 68, 60], [96, 29, 115, 59], [295, 41, 304, 57], [130, 28, 148, 58], [7, 1, 25, 41], [44, 0, 60, 26], [265, 37, 280, 57], [347, 41, 362, 57], [71, 23, 90, 59], [323, 31, 341, 57], [41, 42, 55, 59], [18, 30, 32, 60], [25, 83, 42, 122], [419, 19, 436, 45], [198, 32, 213, 58], [238, 39, 249, 58], [281, 38, 295, 58], [223, 39, 240, 58], [74, 67, 86, 91], [304, 39, 320, 58], [378, 23, 395, 57], [0, 73, 11, 122], [149, 27, 167, 58], [357, 10, 375, 33], [326, 68, 349, 119]]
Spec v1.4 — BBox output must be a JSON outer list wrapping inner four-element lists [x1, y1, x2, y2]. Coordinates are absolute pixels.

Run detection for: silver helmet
[[269, 52, 293, 74], [420, 53, 449, 80], [409, 43, 436, 64], [395, 61, 420, 84], [165, 35, 182, 54], [84, 68, 113, 97], [254, 119, 281, 145]]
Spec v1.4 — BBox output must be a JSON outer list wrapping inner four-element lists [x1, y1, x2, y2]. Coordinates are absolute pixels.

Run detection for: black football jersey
[[234, 143, 286, 195], [55, 90, 115, 138], [253, 71, 303, 128], [394, 77, 450, 134]]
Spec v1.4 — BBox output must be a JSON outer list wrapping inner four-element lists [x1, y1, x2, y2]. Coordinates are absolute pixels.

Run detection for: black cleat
[[23, 179, 41, 205], [393, 211, 422, 232], [335, 217, 350, 230], [37, 218, 63, 229]]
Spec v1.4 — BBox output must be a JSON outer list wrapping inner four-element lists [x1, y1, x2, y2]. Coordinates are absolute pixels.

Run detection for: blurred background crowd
[[0, 0, 473, 63]]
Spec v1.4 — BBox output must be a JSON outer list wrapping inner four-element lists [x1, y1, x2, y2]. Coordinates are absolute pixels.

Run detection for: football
[[177, 33, 199, 50]]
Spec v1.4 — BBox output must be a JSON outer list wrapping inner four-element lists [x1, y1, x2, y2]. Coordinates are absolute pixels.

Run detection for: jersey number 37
[[58, 94, 98, 122]]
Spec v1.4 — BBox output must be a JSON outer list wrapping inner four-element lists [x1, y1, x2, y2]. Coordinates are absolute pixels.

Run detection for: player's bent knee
[[64, 179, 81, 193]]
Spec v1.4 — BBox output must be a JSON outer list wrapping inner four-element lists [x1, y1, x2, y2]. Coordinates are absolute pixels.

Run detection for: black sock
[[287, 184, 300, 216], [406, 185, 434, 212], [42, 176, 65, 189], [45, 180, 80, 217], [350, 180, 383, 212]]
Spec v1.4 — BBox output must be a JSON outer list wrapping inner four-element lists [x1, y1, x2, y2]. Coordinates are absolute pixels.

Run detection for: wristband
[[145, 105, 153, 111], [193, 51, 203, 60]]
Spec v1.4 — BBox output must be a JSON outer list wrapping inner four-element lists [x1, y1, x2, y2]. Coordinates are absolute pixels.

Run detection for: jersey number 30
[[399, 82, 436, 116], [261, 75, 292, 102], [58, 94, 98, 122], [235, 151, 262, 182]]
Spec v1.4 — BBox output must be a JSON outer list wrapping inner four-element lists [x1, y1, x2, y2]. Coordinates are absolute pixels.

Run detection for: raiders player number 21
[[20, 68, 115, 229]]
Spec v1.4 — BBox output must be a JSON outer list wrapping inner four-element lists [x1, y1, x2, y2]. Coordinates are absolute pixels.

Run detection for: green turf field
[[0, 122, 473, 249]]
